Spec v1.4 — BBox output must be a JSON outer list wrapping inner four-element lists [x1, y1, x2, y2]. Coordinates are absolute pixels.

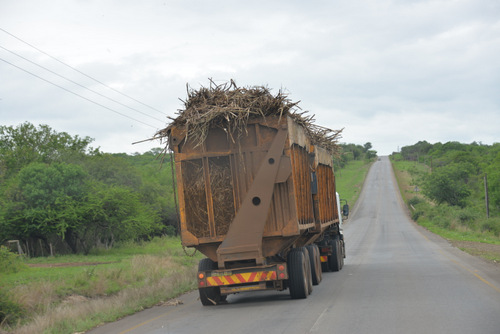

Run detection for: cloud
[[1, 0, 499, 155]]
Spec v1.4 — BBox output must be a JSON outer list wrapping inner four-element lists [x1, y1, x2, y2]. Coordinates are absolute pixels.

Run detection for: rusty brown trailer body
[[169, 115, 340, 269]]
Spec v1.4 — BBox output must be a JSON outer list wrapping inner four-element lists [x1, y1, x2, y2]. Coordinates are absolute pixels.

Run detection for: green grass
[[0, 236, 203, 334], [335, 159, 373, 208], [391, 157, 500, 262], [417, 218, 500, 244], [391, 159, 429, 203]]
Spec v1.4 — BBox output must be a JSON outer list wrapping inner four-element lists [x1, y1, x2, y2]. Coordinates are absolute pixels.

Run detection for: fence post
[[484, 173, 489, 219]]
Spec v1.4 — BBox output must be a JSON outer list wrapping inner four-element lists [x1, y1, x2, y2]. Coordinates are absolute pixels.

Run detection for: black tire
[[198, 258, 222, 306], [306, 244, 322, 285], [314, 244, 323, 282], [338, 240, 344, 269], [321, 261, 330, 273], [304, 248, 313, 295], [328, 239, 341, 272], [342, 239, 346, 258], [287, 248, 309, 299]]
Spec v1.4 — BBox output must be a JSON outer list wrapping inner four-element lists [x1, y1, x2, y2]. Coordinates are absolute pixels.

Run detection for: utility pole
[[484, 173, 490, 219]]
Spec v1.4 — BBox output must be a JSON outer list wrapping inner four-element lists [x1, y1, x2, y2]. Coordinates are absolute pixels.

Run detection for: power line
[[0, 44, 165, 123], [0, 56, 158, 129], [0, 26, 167, 116]]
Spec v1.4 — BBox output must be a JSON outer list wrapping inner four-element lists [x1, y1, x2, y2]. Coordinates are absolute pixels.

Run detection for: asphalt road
[[88, 156, 500, 334]]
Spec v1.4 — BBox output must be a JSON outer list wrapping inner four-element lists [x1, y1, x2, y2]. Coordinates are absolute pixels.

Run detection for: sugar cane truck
[[158, 81, 346, 305]]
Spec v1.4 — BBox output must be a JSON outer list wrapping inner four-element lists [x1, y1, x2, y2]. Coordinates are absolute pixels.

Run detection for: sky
[[1, 0, 499, 156]]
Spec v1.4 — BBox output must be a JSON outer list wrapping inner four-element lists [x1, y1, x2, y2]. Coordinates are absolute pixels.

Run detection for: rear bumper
[[198, 263, 288, 293]]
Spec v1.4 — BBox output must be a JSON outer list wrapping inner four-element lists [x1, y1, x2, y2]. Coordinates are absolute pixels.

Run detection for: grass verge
[[335, 159, 373, 209], [0, 237, 203, 334], [391, 158, 500, 264]]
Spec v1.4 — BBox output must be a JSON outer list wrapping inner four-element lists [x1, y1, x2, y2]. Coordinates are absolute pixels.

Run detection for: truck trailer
[[161, 82, 346, 305]]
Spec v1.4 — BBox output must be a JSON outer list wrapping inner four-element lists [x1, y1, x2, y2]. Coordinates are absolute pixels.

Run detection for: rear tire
[[338, 240, 344, 269], [328, 239, 341, 272], [342, 239, 346, 258], [288, 248, 309, 299], [306, 244, 322, 285], [198, 258, 222, 306], [304, 248, 313, 295]]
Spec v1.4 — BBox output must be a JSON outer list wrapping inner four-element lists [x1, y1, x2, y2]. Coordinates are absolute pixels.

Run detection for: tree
[[1, 162, 88, 252], [400, 140, 432, 161], [83, 153, 142, 189], [76, 181, 162, 253], [0, 123, 175, 254], [366, 149, 377, 159], [0, 123, 96, 178], [485, 152, 500, 210], [422, 163, 472, 207]]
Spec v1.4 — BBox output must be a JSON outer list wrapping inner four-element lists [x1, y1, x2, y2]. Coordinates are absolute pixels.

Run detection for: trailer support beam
[[217, 125, 290, 267]]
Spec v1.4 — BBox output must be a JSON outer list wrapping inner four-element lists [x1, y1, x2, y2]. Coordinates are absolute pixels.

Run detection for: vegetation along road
[[88, 156, 500, 334]]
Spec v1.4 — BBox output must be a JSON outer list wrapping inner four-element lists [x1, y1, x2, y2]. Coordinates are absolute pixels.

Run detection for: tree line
[[334, 142, 377, 168], [0, 123, 177, 256], [0, 123, 377, 256], [392, 140, 500, 235]]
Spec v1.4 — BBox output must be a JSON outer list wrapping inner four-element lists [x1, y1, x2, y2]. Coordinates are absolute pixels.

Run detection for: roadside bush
[[408, 199, 430, 223], [0, 245, 26, 274], [411, 210, 424, 221], [164, 225, 177, 236], [422, 163, 472, 207], [425, 205, 453, 229], [480, 218, 500, 236], [408, 196, 423, 206], [455, 207, 479, 229], [0, 288, 25, 326]]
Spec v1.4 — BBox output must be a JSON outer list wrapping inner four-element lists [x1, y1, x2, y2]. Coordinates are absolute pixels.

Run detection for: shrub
[[422, 163, 472, 207], [164, 225, 177, 236], [0, 245, 26, 274], [480, 218, 500, 236], [0, 289, 25, 326], [455, 208, 479, 229], [411, 210, 423, 221], [425, 205, 453, 229], [408, 196, 422, 206]]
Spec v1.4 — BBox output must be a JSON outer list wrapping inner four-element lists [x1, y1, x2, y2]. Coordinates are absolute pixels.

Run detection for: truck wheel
[[339, 240, 344, 269], [306, 244, 322, 285], [314, 245, 323, 282], [304, 248, 313, 295], [287, 248, 309, 299], [198, 258, 222, 306], [342, 239, 346, 259], [328, 239, 341, 272]]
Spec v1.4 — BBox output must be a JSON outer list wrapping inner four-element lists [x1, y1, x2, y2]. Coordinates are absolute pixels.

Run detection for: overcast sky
[[1, 0, 499, 155]]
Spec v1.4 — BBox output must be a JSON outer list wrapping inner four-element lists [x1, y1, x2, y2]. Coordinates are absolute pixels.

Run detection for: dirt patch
[[158, 298, 184, 306], [28, 261, 117, 268], [62, 294, 89, 305], [449, 240, 500, 265]]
